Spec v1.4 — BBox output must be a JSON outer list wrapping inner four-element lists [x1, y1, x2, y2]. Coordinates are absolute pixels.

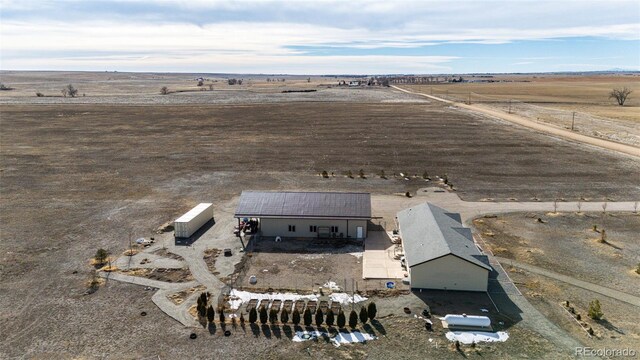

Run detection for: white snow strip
[[293, 330, 376, 347], [329, 293, 368, 304], [445, 331, 509, 344], [349, 252, 363, 259], [228, 289, 367, 310], [227, 289, 318, 310]]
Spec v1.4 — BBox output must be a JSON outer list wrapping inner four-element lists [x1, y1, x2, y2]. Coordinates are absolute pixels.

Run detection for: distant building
[[397, 203, 491, 291], [235, 191, 371, 239], [348, 81, 361, 87]]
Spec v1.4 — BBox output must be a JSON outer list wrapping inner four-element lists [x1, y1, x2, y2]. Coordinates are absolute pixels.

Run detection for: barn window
[[331, 226, 338, 233], [310, 225, 317, 232], [288, 225, 296, 232]]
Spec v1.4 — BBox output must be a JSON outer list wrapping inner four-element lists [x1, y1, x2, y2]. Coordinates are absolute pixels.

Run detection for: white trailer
[[174, 203, 214, 238]]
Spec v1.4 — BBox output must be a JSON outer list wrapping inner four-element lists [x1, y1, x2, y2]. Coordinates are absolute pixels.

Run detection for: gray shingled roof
[[235, 191, 371, 219], [397, 203, 491, 271]]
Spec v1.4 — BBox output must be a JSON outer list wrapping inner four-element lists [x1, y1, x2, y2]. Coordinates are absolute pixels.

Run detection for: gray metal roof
[[397, 203, 491, 271], [235, 191, 371, 219]]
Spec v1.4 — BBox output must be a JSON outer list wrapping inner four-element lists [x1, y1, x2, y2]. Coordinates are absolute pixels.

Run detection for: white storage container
[[442, 314, 491, 328], [174, 203, 214, 238]]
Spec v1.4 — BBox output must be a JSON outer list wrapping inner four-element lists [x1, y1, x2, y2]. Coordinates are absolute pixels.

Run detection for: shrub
[[292, 308, 301, 325], [359, 169, 365, 178], [207, 305, 215, 323], [349, 310, 358, 328], [160, 86, 169, 95], [303, 308, 312, 326], [281, 308, 289, 324], [588, 299, 603, 320], [259, 306, 268, 324], [337, 310, 346, 328], [359, 307, 369, 324], [367, 302, 377, 320], [405, 191, 411, 198], [380, 170, 386, 179], [249, 308, 257, 324], [347, 170, 353, 178], [422, 171, 429, 179], [36, 92, 44, 97], [325, 309, 335, 326], [321, 170, 328, 178], [94, 248, 109, 264], [636, 263, 640, 275], [269, 308, 278, 324], [315, 310, 323, 327]]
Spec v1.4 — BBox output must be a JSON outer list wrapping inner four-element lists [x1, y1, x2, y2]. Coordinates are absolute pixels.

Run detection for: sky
[[1, 0, 639, 74]]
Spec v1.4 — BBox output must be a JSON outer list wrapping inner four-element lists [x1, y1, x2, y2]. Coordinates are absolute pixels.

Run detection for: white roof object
[[442, 314, 491, 328], [175, 203, 213, 223]]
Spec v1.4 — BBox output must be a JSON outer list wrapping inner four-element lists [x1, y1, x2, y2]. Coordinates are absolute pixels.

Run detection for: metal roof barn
[[234, 191, 371, 219], [174, 203, 214, 238]]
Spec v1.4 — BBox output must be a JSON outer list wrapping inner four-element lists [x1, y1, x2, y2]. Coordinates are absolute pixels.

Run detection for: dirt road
[[392, 86, 640, 158]]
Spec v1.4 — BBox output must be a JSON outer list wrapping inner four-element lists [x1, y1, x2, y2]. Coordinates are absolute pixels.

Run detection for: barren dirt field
[[474, 212, 640, 351], [1, 72, 640, 358]]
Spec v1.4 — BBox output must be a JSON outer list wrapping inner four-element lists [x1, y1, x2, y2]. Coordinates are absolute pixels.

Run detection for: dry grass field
[[474, 212, 640, 351], [406, 74, 640, 146], [1, 71, 640, 358]]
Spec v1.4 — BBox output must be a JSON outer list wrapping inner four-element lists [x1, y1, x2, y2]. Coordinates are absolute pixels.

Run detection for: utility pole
[[571, 112, 576, 131]]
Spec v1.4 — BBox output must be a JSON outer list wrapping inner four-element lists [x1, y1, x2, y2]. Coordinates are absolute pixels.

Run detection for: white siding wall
[[260, 218, 367, 239], [409, 254, 488, 292]]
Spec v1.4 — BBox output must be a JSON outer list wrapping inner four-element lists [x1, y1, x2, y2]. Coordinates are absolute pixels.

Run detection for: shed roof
[[397, 203, 491, 271], [235, 191, 371, 219]]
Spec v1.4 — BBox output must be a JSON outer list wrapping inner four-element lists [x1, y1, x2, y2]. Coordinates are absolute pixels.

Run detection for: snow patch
[[293, 330, 376, 347], [227, 289, 318, 310], [227, 289, 367, 310], [348, 252, 363, 259], [445, 331, 509, 344], [329, 293, 368, 304], [323, 281, 340, 291]]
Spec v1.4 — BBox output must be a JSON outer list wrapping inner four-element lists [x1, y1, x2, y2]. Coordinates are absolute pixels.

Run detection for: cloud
[[1, 0, 639, 73]]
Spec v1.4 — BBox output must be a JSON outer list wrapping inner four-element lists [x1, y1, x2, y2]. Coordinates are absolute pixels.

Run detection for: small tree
[[94, 248, 109, 264], [359, 307, 369, 324], [36, 92, 44, 97], [61, 88, 67, 97], [66, 84, 78, 98], [219, 308, 225, 324], [349, 310, 358, 328], [197, 302, 206, 317], [325, 309, 335, 326], [197, 79, 204, 87], [249, 307, 257, 324], [635, 263, 640, 275], [281, 308, 289, 324], [359, 169, 365, 178], [207, 305, 215, 323], [160, 86, 169, 95], [347, 170, 353, 178], [259, 306, 268, 324], [609, 87, 632, 106], [292, 308, 301, 325], [380, 170, 386, 179], [367, 302, 377, 321], [315, 310, 323, 327], [422, 171, 429, 180], [321, 170, 328, 178], [588, 299, 603, 320], [303, 308, 312, 326], [269, 308, 278, 324], [337, 310, 346, 328]]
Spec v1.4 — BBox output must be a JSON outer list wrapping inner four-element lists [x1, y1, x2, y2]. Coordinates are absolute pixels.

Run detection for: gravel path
[[393, 85, 640, 158], [496, 257, 640, 307]]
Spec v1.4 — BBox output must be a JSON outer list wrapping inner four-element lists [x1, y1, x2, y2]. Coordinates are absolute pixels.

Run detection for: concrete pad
[[362, 231, 406, 279]]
